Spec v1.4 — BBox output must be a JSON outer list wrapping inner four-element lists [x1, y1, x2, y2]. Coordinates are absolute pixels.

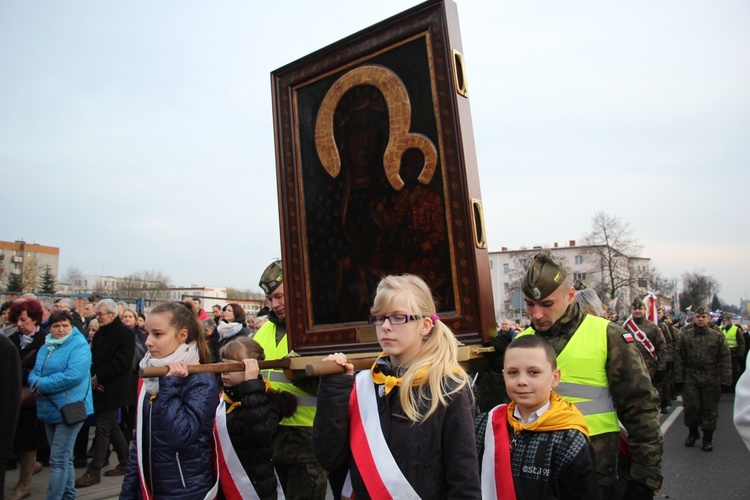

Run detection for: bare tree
[[680, 270, 719, 312], [20, 254, 41, 292], [116, 270, 172, 300], [226, 288, 264, 300], [63, 266, 84, 285], [581, 211, 644, 301]]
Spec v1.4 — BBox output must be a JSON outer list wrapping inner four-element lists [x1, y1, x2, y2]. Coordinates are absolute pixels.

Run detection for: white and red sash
[[214, 398, 285, 500], [348, 370, 421, 500], [623, 315, 658, 361], [480, 405, 517, 500], [135, 380, 220, 500]]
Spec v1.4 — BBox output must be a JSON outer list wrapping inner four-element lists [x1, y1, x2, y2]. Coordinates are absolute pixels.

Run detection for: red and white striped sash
[[348, 370, 421, 499], [135, 380, 220, 500], [480, 404, 516, 500], [214, 398, 285, 500], [623, 316, 658, 361]]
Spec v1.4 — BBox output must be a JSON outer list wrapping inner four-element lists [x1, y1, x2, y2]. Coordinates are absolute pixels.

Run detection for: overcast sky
[[1, 0, 748, 304]]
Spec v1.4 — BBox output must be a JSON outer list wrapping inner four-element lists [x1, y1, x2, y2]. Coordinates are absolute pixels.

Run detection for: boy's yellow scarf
[[507, 391, 589, 437]]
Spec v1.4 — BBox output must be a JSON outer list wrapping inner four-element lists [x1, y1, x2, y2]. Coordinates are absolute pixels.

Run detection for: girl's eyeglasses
[[367, 314, 421, 326]]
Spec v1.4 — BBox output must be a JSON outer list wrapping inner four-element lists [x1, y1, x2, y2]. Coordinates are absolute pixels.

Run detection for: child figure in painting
[[215, 337, 297, 500], [478, 335, 597, 500], [120, 302, 219, 500], [313, 274, 481, 499]]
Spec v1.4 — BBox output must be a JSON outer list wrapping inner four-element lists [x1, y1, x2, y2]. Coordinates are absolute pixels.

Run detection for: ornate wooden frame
[[271, 0, 495, 355]]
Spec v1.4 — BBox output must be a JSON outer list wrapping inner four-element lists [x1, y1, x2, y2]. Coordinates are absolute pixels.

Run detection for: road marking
[[661, 405, 683, 433]]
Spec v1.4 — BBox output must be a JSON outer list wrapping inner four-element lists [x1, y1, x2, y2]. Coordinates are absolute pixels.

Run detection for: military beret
[[693, 305, 709, 315], [632, 297, 644, 308], [522, 249, 568, 301], [259, 260, 283, 295]]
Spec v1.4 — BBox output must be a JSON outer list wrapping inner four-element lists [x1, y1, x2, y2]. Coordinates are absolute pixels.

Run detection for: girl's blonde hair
[[371, 274, 472, 422]]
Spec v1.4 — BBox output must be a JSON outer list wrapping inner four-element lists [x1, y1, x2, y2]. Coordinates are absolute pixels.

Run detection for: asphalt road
[[657, 392, 750, 499]]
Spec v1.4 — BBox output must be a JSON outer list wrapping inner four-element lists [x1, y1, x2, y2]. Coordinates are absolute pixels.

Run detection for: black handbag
[[39, 351, 90, 425], [59, 400, 88, 425]]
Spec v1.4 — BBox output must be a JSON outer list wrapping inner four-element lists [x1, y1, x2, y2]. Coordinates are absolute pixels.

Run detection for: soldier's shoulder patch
[[622, 332, 635, 343]]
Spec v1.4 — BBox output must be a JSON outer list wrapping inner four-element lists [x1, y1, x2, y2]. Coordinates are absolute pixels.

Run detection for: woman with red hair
[[7, 299, 48, 500]]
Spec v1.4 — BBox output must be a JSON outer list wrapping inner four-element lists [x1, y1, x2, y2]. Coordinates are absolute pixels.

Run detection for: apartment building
[[0, 240, 60, 291]]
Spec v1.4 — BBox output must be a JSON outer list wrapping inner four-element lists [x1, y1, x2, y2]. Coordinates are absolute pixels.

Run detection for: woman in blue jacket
[[28, 310, 93, 499], [120, 301, 218, 500]]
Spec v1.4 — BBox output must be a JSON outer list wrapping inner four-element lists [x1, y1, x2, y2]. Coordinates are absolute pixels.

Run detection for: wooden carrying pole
[[139, 359, 291, 378], [304, 357, 377, 377]]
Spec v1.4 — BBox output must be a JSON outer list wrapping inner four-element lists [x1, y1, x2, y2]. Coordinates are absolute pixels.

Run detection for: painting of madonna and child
[[272, 0, 494, 353]]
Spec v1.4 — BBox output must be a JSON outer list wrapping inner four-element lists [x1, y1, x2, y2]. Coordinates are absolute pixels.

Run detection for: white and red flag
[[643, 293, 659, 324]]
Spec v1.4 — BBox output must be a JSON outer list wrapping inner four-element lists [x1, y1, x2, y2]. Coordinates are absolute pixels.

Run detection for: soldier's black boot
[[702, 430, 713, 452], [685, 426, 700, 447]]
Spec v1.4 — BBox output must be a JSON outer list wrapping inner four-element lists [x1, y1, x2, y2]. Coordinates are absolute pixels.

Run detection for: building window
[[575, 255, 583, 264], [638, 278, 648, 287], [489, 261, 493, 269], [573, 273, 586, 281], [504, 282, 510, 291], [503, 263, 509, 274]]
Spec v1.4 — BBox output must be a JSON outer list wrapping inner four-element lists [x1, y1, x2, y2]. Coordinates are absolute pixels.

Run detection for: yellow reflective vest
[[723, 324, 739, 349], [517, 315, 619, 436], [253, 321, 317, 427]]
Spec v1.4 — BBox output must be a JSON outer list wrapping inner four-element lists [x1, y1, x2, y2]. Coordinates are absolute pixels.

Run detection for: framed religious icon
[[271, 0, 496, 355]]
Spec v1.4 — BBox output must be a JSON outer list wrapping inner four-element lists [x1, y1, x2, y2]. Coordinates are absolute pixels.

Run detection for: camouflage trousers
[[657, 368, 673, 407], [589, 432, 620, 494], [273, 425, 328, 500], [682, 382, 721, 431]]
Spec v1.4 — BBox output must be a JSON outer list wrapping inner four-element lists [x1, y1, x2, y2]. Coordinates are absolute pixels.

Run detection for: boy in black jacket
[[477, 335, 597, 500]]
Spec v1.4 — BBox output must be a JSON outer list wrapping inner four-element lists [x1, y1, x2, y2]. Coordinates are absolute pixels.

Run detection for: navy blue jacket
[[120, 372, 219, 499]]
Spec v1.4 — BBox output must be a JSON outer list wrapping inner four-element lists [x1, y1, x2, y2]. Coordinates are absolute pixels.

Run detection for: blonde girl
[[312, 274, 481, 499], [120, 302, 219, 500]]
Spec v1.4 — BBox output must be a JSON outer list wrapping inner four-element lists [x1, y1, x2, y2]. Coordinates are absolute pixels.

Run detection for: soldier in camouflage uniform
[[511, 250, 663, 499], [628, 298, 668, 385], [252, 261, 328, 499], [674, 306, 732, 452], [657, 307, 678, 413]]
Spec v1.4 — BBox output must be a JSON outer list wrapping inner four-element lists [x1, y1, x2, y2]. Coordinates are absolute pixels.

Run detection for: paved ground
[[3, 460, 123, 499]]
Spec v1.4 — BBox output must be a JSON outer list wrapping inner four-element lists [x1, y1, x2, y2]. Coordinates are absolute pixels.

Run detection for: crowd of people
[[1, 252, 748, 499]]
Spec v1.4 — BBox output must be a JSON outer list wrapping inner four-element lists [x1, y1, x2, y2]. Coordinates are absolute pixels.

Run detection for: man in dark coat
[[82, 302, 96, 335], [0, 334, 21, 494], [76, 299, 135, 487]]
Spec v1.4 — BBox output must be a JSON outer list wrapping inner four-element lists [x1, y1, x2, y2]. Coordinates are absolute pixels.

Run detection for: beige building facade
[[0, 240, 60, 292]]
